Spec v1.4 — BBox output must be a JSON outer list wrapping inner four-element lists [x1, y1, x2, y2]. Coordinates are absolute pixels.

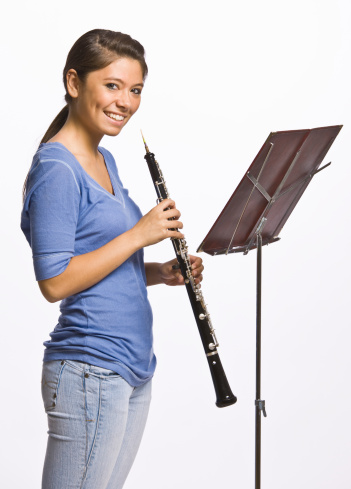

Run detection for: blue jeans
[[41, 360, 152, 489]]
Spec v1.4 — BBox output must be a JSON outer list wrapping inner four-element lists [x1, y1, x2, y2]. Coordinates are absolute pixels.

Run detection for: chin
[[104, 127, 124, 137]]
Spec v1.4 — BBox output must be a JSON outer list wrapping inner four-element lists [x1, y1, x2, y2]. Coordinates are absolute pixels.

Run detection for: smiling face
[[68, 57, 144, 139]]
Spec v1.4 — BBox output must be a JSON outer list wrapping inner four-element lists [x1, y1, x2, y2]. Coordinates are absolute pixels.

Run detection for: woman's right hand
[[132, 199, 184, 248]]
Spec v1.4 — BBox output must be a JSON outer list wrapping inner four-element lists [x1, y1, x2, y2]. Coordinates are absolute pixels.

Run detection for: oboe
[[142, 134, 237, 408]]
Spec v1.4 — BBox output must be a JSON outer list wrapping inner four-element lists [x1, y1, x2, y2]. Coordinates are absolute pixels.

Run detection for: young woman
[[21, 29, 203, 489]]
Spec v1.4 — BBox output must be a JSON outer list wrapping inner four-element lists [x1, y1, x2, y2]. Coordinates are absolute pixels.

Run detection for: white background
[[1, 0, 350, 487]]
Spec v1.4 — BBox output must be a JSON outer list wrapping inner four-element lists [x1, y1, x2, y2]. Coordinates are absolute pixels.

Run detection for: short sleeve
[[22, 160, 81, 281]]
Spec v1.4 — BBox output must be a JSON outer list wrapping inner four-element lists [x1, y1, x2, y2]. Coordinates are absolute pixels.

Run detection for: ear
[[66, 69, 80, 99]]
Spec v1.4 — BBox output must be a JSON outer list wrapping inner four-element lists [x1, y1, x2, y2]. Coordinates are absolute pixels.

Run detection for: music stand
[[197, 125, 342, 489]]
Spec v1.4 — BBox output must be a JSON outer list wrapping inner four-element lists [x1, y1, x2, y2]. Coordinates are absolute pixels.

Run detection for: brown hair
[[23, 29, 148, 199], [41, 29, 148, 144]]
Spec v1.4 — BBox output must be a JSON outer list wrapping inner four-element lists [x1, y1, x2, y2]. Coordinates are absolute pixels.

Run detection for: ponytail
[[22, 105, 69, 201], [40, 105, 69, 144]]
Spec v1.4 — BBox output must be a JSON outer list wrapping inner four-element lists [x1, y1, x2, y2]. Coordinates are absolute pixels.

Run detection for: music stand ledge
[[197, 125, 342, 489]]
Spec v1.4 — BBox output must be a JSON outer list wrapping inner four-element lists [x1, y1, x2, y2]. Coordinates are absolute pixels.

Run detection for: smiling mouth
[[105, 111, 125, 122]]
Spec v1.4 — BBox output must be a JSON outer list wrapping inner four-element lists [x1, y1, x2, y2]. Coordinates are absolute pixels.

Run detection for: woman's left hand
[[160, 255, 204, 287]]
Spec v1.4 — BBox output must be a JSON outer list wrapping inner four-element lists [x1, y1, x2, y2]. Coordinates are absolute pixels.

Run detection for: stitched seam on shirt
[[33, 252, 73, 260], [87, 181, 123, 204], [40, 158, 81, 194], [98, 147, 125, 207], [30, 156, 41, 173], [110, 173, 125, 208], [25, 159, 81, 201]]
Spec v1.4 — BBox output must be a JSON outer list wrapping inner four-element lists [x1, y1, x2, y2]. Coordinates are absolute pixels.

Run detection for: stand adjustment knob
[[255, 399, 267, 417]]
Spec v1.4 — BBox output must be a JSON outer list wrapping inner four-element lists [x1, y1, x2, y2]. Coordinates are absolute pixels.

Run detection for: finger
[[189, 255, 203, 266], [166, 220, 183, 230], [192, 264, 204, 277], [159, 198, 176, 210], [194, 274, 203, 285], [176, 272, 184, 284], [191, 258, 203, 270], [167, 229, 185, 239], [163, 207, 181, 220]]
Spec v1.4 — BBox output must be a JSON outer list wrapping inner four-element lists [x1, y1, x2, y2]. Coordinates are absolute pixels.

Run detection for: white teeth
[[105, 112, 124, 121]]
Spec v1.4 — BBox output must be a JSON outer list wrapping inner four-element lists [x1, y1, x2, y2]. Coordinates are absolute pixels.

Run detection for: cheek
[[131, 98, 141, 115], [85, 88, 110, 111], [97, 93, 112, 109]]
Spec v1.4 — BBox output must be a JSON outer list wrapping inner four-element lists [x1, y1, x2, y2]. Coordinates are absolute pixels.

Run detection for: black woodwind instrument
[[142, 134, 237, 408]]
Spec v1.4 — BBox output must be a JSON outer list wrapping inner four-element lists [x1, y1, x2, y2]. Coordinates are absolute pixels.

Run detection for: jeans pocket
[[41, 360, 66, 412], [88, 364, 121, 378]]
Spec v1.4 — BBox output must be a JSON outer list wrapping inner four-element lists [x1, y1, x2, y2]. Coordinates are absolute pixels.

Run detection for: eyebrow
[[103, 77, 144, 87]]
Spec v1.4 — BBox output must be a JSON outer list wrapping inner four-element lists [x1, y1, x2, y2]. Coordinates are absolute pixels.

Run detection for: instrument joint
[[206, 350, 218, 357]]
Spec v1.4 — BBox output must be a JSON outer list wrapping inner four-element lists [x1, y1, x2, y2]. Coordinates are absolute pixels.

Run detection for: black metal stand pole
[[255, 228, 267, 489]]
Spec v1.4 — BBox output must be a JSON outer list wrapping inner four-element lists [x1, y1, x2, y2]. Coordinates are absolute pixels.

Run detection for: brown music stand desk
[[197, 125, 342, 489]]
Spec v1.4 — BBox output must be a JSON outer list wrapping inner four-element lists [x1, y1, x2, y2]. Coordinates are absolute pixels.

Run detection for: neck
[[49, 109, 103, 160]]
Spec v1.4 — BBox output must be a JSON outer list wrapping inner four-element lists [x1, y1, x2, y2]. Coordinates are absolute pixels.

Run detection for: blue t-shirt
[[21, 142, 155, 387]]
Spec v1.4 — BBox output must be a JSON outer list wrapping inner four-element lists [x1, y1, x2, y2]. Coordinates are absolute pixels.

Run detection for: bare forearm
[[39, 228, 140, 302], [145, 262, 163, 286]]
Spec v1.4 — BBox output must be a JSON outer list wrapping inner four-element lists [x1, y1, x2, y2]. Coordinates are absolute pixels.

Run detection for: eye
[[106, 83, 118, 90], [131, 87, 142, 95]]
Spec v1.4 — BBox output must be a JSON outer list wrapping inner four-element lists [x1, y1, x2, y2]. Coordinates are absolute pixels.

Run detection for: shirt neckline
[[40, 141, 120, 201]]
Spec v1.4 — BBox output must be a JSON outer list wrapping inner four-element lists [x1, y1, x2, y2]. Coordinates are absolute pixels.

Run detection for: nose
[[115, 89, 131, 110]]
